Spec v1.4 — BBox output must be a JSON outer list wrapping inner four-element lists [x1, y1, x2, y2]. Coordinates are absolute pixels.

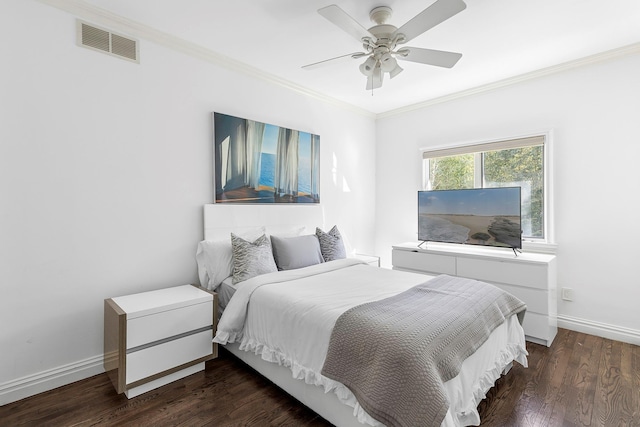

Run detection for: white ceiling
[[77, 0, 640, 114]]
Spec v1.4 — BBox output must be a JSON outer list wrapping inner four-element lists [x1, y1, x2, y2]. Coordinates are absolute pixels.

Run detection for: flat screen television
[[418, 187, 522, 249]]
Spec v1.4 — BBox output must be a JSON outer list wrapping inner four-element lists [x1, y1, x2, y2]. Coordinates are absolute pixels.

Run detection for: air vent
[[76, 20, 139, 63]]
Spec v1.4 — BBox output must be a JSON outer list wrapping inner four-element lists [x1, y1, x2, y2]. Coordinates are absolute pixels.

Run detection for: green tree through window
[[425, 136, 545, 240], [484, 147, 544, 238], [429, 154, 474, 190]]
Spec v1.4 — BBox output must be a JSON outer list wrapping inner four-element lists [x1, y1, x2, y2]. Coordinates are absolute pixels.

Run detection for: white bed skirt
[[223, 314, 527, 427]]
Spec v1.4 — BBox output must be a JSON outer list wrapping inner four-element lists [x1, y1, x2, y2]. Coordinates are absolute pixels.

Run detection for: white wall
[[375, 51, 640, 343], [0, 1, 376, 403], [3, 0, 638, 407]]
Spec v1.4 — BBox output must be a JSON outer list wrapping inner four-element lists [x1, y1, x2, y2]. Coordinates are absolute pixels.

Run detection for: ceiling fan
[[303, 0, 466, 90]]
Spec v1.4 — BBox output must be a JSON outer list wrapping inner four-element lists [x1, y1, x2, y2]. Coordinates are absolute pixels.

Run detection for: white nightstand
[[104, 284, 218, 398], [354, 253, 380, 267]]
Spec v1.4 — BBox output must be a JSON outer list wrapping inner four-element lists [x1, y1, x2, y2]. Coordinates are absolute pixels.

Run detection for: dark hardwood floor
[[1, 328, 638, 427]]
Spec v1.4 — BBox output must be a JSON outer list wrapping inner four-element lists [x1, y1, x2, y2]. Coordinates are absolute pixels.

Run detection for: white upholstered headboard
[[203, 204, 326, 241]]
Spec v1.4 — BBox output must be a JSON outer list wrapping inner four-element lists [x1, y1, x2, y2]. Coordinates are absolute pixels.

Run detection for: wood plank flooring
[[1, 328, 638, 426]]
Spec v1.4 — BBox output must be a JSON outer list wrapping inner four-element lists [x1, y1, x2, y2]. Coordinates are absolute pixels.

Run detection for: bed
[[197, 204, 528, 427]]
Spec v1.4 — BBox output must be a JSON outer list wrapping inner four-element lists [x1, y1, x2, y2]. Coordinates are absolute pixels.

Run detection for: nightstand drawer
[[127, 300, 213, 349], [126, 329, 212, 384]]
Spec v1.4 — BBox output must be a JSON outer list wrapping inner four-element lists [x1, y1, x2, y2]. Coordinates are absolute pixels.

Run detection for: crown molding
[[33, 0, 640, 121], [377, 42, 640, 119], [35, 0, 376, 119]]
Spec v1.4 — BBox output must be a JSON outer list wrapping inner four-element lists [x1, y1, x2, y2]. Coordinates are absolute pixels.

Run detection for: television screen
[[418, 187, 522, 249]]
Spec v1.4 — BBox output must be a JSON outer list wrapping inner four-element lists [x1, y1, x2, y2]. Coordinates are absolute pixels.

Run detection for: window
[[423, 135, 548, 241]]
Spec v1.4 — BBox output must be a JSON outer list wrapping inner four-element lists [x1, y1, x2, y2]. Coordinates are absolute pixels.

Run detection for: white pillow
[[196, 226, 265, 290], [205, 225, 266, 242], [266, 225, 306, 238]]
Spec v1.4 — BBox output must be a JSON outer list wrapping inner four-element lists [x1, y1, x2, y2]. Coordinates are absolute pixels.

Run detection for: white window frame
[[420, 131, 556, 254]]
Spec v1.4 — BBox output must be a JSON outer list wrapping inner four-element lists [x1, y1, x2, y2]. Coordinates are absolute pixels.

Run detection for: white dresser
[[392, 242, 557, 346], [104, 284, 218, 398]]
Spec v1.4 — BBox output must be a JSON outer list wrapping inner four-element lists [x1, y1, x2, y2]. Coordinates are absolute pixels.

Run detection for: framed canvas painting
[[213, 112, 320, 204]]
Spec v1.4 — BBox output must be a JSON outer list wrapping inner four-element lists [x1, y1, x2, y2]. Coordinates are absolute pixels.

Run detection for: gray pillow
[[316, 225, 346, 262], [270, 234, 324, 271], [231, 233, 277, 284]]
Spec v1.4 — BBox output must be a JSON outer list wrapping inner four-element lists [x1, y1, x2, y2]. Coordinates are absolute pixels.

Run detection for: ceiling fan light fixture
[[359, 56, 377, 76], [379, 52, 397, 72], [389, 63, 403, 78]]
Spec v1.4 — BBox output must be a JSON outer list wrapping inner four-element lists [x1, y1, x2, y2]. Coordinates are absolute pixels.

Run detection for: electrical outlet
[[561, 287, 574, 301]]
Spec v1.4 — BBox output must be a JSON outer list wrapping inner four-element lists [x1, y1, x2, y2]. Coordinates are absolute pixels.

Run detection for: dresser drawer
[[126, 329, 212, 384], [521, 311, 556, 344], [392, 250, 456, 275], [127, 300, 212, 349], [457, 257, 548, 289], [493, 283, 548, 315]]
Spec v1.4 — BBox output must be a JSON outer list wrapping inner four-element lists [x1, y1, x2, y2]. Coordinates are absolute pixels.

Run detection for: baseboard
[[3, 316, 638, 407], [558, 315, 640, 346], [0, 355, 104, 406]]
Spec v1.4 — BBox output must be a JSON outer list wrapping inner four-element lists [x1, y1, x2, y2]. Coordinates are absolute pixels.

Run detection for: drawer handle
[[127, 326, 212, 354]]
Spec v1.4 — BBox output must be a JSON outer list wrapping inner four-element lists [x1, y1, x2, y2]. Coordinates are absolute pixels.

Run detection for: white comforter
[[214, 258, 527, 427]]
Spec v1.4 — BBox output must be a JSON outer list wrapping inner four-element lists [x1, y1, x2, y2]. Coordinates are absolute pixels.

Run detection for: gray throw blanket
[[321, 274, 526, 427]]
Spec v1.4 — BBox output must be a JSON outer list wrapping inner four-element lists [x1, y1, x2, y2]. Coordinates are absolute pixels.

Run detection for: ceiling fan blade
[[393, 0, 466, 44], [302, 52, 367, 70], [397, 47, 462, 68], [318, 5, 375, 43], [366, 66, 383, 90]]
